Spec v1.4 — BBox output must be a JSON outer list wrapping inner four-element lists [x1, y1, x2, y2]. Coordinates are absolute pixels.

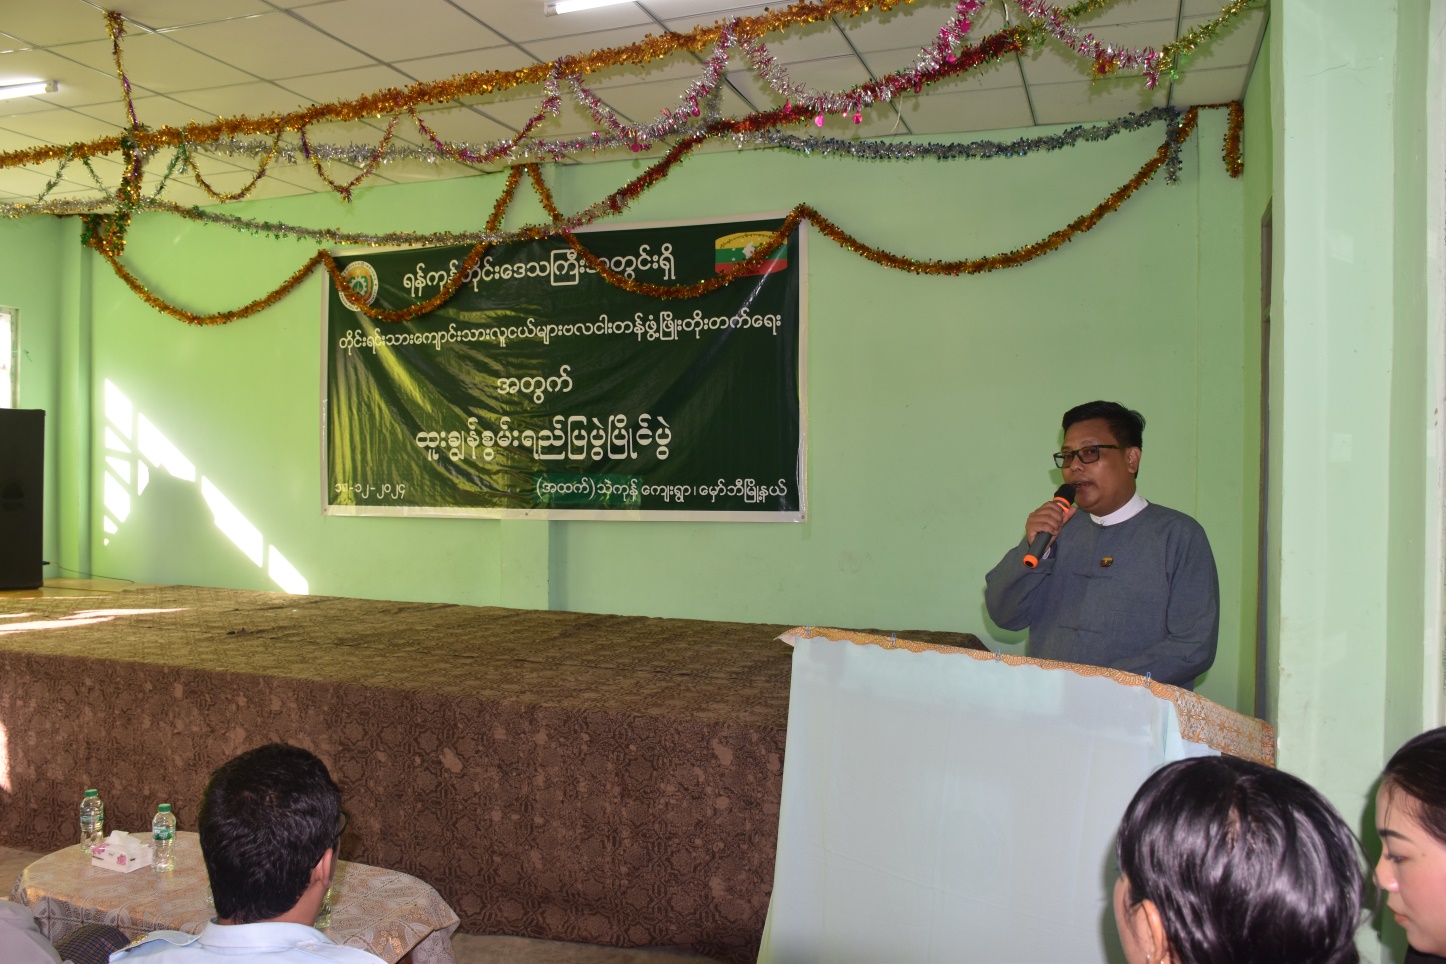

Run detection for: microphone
[[1023, 484, 1076, 569]]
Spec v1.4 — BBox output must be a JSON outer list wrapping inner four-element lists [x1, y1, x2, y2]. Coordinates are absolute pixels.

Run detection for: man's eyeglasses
[[1053, 444, 1125, 468]]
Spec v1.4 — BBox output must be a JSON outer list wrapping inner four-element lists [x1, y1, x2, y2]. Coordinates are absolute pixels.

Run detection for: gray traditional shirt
[[984, 501, 1219, 688]]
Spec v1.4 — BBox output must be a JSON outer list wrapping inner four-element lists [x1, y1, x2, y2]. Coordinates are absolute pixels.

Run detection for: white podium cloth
[[758, 634, 1238, 964]]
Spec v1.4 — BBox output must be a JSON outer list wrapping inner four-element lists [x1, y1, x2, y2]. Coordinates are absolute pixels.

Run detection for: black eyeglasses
[[333, 811, 348, 850], [1054, 444, 1125, 468]]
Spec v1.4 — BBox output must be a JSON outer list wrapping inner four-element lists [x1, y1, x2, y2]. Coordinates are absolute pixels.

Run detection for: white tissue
[[91, 830, 153, 873]]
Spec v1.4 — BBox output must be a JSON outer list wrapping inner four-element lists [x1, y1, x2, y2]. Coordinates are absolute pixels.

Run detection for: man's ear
[[1126, 446, 1142, 476], [1137, 898, 1172, 964], [310, 848, 335, 886]]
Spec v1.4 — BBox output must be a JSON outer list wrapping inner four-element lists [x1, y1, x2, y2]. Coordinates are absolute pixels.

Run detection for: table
[[10, 832, 458, 964]]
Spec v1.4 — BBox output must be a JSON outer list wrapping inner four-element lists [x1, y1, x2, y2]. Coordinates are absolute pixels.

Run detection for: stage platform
[[0, 585, 982, 961]]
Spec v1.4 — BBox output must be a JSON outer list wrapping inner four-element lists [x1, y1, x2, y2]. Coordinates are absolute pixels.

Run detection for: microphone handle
[[1022, 497, 1074, 569]]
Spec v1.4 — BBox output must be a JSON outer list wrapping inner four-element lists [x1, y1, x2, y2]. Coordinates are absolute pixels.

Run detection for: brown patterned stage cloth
[[0, 586, 983, 962]]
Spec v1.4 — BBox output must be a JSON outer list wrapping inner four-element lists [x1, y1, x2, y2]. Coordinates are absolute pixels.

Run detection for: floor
[[1, 842, 711, 963]]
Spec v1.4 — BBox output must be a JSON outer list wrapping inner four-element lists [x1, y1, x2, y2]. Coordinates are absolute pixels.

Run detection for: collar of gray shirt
[[1090, 492, 1149, 526]]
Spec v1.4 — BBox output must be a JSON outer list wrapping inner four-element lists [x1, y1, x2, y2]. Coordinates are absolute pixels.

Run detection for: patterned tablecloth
[[10, 832, 458, 964]]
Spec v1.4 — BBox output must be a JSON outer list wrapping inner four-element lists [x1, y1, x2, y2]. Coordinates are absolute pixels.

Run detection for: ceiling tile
[[97, 94, 220, 131], [895, 84, 1034, 134], [291, 0, 505, 62], [1077, 0, 1181, 28], [171, 81, 316, 120], [0, 164, 88, 199], [54, 34, 257, 96], [0, 0, 119, 47], [1177, 9, 1266, 69], [0, 47, 125, 109], [524, 24, 661, 64], [1168, 64, 1249, 106], [112, 1, 276, 31], [662, 7, 853, 64], [164, 12, 375, 80], [275, 64, 415, 106], [0, 107, 124, 145], [390, 46, 540, 86], [449, 0, 653, 44], [1182, 0, 1241, 15], [1027, 77, 1169, 126]]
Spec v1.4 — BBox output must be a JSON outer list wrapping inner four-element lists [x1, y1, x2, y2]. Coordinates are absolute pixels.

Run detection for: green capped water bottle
[[79, 789, 103, 854], [151, 803, 175, 872]]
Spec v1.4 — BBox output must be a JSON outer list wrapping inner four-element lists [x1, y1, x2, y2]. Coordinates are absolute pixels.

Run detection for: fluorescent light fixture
[[0, 81, 56, 101], [544, 0, 634, 14]]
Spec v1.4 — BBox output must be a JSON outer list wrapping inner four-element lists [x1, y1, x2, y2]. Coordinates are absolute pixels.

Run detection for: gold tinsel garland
[[93, 103, 1240, 325], [192, 132, 283, 203]]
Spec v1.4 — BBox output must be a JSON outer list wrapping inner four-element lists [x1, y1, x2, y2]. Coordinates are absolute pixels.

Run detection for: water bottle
[[79, 789, 103, 854], [151, 803, 176, 872]]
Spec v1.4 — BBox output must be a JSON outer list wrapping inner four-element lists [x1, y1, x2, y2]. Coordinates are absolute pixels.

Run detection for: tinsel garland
[[0, 0, 1181, 181], [191, 134, 282, 203], [1, 99, 1243, 249], [79, 103, 1234, 325], [94, 160, 534, 327], [196, 104, 1178, 173], [0, 0, 922, 171], [140, 4, 1028, 198], [300, 115, 399, 200], [1222, 100, 1244, 177], [1011, 0, 1258, 86], [87, 11, 146, 258]]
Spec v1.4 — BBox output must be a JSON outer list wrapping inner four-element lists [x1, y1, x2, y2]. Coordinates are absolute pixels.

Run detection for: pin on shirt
[[1100, 557, 1113, 568]]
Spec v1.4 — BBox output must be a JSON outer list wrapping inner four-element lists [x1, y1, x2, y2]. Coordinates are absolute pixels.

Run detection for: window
[[0, 307, 14, 408]]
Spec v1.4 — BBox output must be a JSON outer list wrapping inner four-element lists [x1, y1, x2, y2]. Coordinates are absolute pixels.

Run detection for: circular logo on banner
[[339, 261, 379, 310]]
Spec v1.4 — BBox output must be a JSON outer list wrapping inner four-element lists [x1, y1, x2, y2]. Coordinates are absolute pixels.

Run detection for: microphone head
[[1054, 484, 1076, 504]]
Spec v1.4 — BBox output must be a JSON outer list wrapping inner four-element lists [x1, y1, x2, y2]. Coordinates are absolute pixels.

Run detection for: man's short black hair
[[199, 743, 341, 925], [1062, 400, 1145, 449]]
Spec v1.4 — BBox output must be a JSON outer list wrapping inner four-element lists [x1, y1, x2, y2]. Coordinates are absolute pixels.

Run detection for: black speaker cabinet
[[0, 408, 44, 589]]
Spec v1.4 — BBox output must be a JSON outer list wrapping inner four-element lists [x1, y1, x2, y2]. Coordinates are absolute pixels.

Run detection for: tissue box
[[91, 831, 152, 873]]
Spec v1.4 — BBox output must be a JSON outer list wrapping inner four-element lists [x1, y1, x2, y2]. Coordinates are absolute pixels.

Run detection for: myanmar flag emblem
[[715, 231, 788, 276]]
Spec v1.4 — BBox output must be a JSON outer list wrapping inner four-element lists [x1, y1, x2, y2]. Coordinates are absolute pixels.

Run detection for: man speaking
[[984, 401, 1219, 689]]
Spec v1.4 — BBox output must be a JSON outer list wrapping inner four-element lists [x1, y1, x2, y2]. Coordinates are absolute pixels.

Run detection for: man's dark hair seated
[[113, 744, 384, 962], [202, 743, 341, 924]]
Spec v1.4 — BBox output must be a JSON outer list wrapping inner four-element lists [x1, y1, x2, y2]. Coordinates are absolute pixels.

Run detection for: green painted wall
[[1268, 0, 1436, 955], [3, 110, 1255, 711]]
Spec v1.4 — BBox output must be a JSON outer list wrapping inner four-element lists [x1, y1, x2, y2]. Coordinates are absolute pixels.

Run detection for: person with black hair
[[984, 400, 1219, 688], [1377, 726, 1446, 963], [1113, 755, 1367, 964], [111, 744, 383, 963]]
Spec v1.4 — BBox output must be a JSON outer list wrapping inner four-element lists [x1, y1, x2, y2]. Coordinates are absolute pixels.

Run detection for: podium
[[759, 629, 1273, 964]]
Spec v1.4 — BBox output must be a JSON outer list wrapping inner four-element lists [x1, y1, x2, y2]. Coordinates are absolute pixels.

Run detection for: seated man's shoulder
[[110, 927, 386, 962], [108, 930, 198, 959]]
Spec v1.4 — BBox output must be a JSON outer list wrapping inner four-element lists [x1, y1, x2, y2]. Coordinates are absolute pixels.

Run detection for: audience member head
[[1378, 726, 1446, 955], [198, 743, 342, 926], [1114, 755, 1365, 964]]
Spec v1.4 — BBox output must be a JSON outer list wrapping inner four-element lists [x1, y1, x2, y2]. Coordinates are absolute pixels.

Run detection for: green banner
[[325, 216, 804, 520]]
